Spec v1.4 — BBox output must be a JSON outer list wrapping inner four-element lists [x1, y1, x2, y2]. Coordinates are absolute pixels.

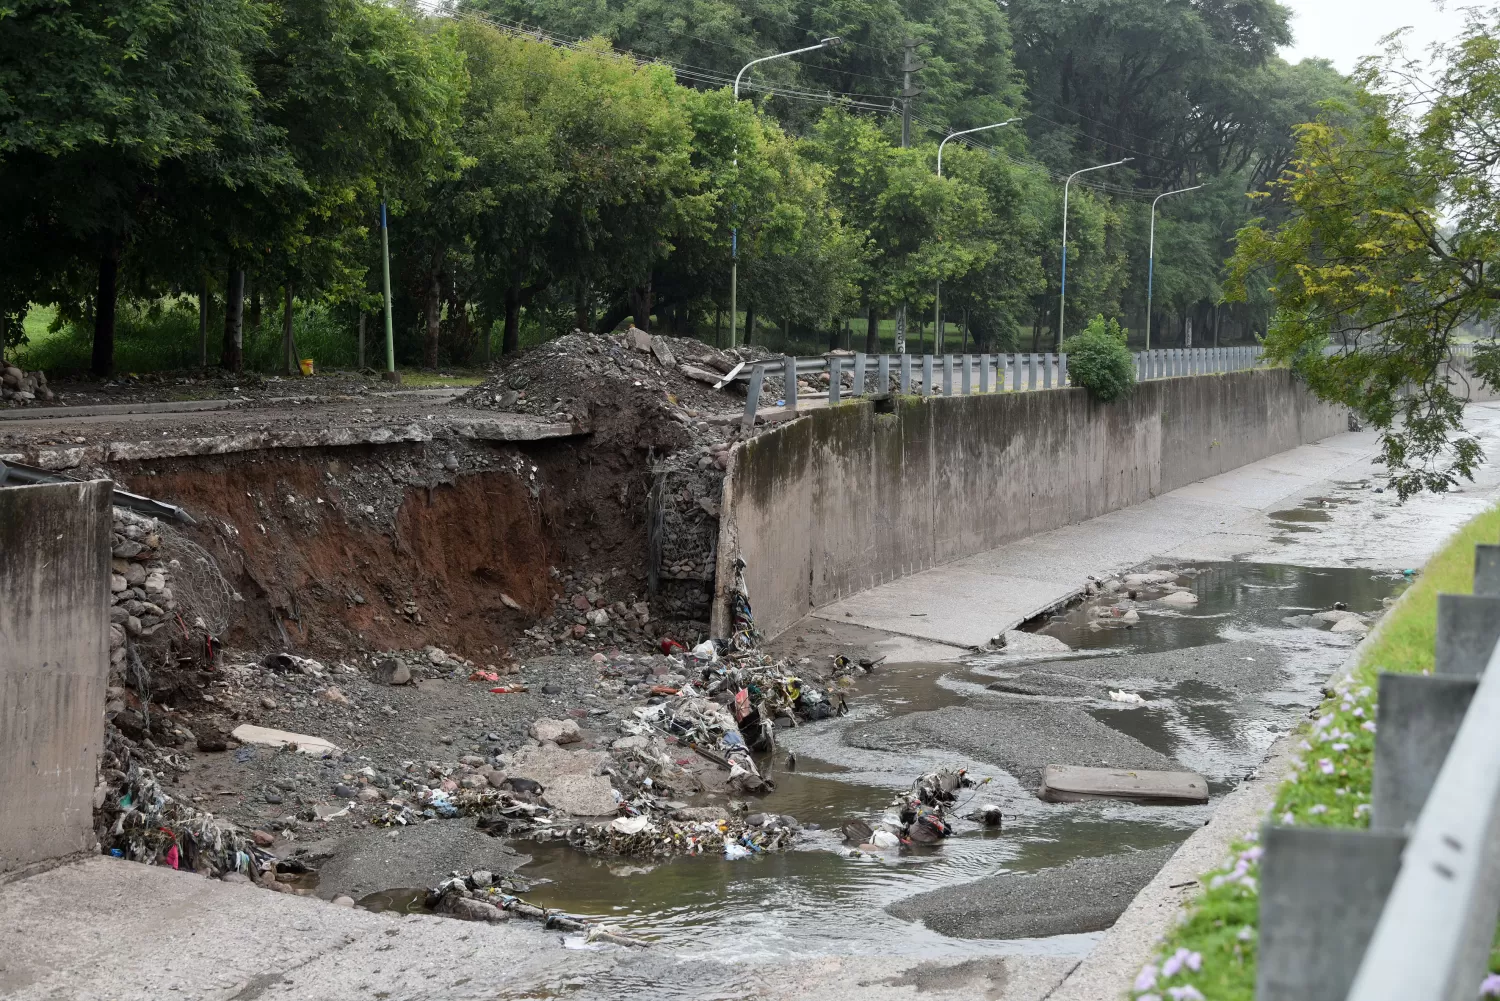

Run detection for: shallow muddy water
[[364, 560, 1408, 963]]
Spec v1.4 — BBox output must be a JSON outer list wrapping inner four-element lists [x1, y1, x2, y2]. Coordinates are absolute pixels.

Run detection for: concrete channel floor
[[814, 402, 1500, 653], [8, 405, 1500, 1001]]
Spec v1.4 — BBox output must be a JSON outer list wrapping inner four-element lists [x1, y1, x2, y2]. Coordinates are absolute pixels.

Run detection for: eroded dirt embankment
[[120, 435, 670, 661]]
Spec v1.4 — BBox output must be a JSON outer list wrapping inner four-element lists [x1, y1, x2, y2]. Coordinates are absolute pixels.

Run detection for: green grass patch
[[1133, 502, 1500, 1001]]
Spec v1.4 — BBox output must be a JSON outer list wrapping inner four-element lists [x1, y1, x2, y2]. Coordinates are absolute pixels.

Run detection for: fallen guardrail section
[[731, 345, 1265, 429], [1257, 542, 1500, 1000]]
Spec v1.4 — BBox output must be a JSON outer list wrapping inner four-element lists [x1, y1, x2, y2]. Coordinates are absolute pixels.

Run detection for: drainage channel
[[442, 560, 1409, 963]]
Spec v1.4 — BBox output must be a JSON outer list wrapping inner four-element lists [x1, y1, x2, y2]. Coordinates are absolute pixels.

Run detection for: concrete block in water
[[1039, 764, 1208, 805]]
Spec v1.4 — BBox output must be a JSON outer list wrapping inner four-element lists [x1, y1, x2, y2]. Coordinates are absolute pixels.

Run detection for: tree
[[1226, 15, 1500, 497], [0, 0, 267, 374]]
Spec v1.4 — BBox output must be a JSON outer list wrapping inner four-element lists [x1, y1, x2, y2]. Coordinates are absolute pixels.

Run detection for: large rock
[[540, 774, 618, 816], [372, 658, 411, 685], [1156, 590, 1199, 607], [529, 718, 581, 744]]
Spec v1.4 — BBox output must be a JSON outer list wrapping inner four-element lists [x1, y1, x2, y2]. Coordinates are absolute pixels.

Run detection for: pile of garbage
[[426, 871, 650, 945], [840, 767, 993, 851], [95, 726, 265, 878]]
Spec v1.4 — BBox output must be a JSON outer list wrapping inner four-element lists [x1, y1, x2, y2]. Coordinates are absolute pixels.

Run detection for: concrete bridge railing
[[1258, 544, 1500, 1000]]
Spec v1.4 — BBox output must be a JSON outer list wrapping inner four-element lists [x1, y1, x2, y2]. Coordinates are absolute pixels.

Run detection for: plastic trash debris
[[1109, 690, 1146, 704], [469, 670, 501, 683], [690, 640, 719, 663], [659, 637, 686, 655], [610, 815, 654, 835], [488, 685, 528, 694], [724, 843, 752, 860], [970, 803, 1004, 827], [842, 820, 874, 844], [871, 830, 901, 848]]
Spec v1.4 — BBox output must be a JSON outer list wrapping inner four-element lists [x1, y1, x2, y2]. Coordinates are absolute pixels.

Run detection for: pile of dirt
[[458, 329, 767, 440]]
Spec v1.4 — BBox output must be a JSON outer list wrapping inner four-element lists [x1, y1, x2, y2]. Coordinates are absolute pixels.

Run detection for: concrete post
[[742, 365, 765, 432], [1, 479, 111, 875], [1256, 825, 1406, 1001], [1371, 673, 1478, 833], [1043, 353, 1054, 389], [942, 354, 954, 396], [829, 357, 842, 405], [979, 354, 990, 393], [1060, 353, 1068, 386], [877, 354, 891, 394], [1474, 544, 1500, 595], [1435, 594, 1500, 677], [1028, 353, 1039, 390], [961, 354, 972, 395], [853, 353, 867, 396], [922, 355, 934, 397], [782, 355, 798, 412], [899, 354, 912, 394]]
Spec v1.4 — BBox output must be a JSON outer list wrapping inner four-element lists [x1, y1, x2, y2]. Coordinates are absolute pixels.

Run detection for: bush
[[1064, 315, 1136, 402]]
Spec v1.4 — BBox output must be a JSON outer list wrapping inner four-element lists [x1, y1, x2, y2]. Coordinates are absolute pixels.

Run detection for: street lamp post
[[729, 37, 841, 348], [934, 118, 1019, 347], [1058, 157, 1133, 349], [1146, 184, 1203, 351]]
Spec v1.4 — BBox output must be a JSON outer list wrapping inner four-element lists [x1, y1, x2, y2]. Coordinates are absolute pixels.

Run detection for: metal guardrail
[[1257, 543, 1500, 1000], [733, 345, 1264, 429]]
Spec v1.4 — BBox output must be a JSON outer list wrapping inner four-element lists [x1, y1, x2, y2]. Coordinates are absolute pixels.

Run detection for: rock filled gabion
[[1, 363, 53, 403], [108, 508, 177, 670]]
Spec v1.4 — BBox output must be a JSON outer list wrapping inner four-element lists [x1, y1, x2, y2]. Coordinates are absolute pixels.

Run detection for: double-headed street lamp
[[1145, 184, 1203, 351], [728, 37, 842, 348], [933, 118, 1019, 346], [1058, 157, 1132, 348]]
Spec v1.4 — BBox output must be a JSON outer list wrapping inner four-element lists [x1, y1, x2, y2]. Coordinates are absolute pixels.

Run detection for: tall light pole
[[1146, 184, 1203, 351], [729, 37, 841, 348], [934, 118, 1019, 347], [380, 190, 396, 380], [1059, 157, 1132, 348]]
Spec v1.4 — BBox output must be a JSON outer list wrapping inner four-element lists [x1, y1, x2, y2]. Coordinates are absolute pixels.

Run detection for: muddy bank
[[888, 844, 1178, 939]]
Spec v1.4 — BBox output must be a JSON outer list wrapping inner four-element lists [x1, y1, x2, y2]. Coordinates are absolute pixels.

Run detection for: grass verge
[[1131, 502, 1500, 1001]]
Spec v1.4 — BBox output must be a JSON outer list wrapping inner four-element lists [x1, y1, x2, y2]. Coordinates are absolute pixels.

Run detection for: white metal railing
[[731, 346, 1265, 429]]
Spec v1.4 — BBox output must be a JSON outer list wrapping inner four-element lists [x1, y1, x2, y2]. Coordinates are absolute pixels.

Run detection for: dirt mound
[[458, 330, 768, 442]]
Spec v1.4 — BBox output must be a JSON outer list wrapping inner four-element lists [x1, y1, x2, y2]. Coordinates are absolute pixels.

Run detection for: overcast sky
[[1279, 0, 1473, 72]]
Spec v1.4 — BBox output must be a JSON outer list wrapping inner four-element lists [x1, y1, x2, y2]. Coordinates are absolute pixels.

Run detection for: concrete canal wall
[[0, 479, 112, 876], [713, 370, 1348, 640]]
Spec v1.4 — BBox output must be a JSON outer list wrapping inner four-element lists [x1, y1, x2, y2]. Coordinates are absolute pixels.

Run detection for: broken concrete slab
[[507, 745, 608, 786], [529, 718, 581, 744], [1039, 764, 1208, 805], [540, 774, 618, 817], [230, 724, 340, 756]]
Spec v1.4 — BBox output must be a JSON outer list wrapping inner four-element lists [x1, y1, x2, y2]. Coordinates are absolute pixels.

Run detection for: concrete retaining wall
[[1, 480, 111, 875], [713, 370, 1347, 640]]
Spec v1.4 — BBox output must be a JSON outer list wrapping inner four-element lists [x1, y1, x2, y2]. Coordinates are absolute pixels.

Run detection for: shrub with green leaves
[[1064, 315, 1136, 402]]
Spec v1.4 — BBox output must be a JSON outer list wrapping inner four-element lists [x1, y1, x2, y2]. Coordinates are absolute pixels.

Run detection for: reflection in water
[[1036, 562, 1405, 654]]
